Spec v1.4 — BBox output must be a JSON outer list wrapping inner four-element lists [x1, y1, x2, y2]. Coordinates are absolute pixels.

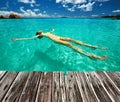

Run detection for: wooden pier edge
[[0, 71, 120, 102]]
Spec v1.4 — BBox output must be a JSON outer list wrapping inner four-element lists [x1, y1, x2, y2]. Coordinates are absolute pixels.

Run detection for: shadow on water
[[25, 49, 71, 72]]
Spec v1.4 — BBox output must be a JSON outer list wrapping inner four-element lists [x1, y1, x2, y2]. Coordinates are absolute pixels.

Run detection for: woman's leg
[[60, 37, 107, 50], [67, 43, 107, 60], [56, 40, 107, 60]]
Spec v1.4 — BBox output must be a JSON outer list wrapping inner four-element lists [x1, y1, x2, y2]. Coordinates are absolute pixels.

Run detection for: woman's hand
[[11, 38, 18, 41]]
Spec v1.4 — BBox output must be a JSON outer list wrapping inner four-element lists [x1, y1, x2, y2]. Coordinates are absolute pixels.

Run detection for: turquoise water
[[0, 18, 120, 72]]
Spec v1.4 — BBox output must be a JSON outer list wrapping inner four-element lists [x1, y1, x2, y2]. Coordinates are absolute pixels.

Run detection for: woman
[[12, 29, 107, 60]]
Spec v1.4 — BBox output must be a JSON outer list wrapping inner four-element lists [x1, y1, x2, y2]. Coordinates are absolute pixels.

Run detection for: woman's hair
[[36, 30, 43, 39]]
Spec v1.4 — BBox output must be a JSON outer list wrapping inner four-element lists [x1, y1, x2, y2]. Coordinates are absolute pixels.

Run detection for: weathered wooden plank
[[59, 72, 66, 102], [36, 72, 52, 102], [65, 72, 82, 102], [0, 72, 18, 101], [75, 72, 101, 102], [85, 72, 111, 102], [0, 71, 7, 81], [116, 72, 120, 77], [35, 73, 44, 102], [43, 72, 52, 102], [97, 72, 120, 102], [75, 72, 88, 102], [93, 72, 113, 102], [79, 72, 94, 102], [52, 72, 60, 102], [19, 72, 41, 102], [84, 72, 100, 102], [107, 72, 120, 89], [2, 72, 29, 102]]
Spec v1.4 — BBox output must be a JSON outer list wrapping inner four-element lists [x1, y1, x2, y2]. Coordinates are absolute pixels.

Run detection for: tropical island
[[101, 15, 120, 20], [0, 13, 22, 19]]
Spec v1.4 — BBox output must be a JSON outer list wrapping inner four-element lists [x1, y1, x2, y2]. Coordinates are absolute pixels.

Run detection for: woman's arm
[[11, 35, 38, 41]]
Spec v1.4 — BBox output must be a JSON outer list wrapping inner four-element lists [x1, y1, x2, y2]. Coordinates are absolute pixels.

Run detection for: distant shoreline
[[0, 15, 120, 20]]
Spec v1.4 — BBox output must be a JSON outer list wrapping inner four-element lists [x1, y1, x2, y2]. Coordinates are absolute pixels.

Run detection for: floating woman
[[12, 29, 107, 60]]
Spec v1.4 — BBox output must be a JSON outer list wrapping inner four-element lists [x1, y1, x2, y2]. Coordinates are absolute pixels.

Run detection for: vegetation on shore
[[101, 15, 120, 19]]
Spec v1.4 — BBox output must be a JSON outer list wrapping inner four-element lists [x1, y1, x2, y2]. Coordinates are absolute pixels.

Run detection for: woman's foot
[[98, 56, 107, 60], [91, 46, 107, 50], [11, 38, 18, 41], [88, 54, 107, 60], [101, 48, 107, 50]]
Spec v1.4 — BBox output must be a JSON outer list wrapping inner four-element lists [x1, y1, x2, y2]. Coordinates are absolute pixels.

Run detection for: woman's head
[[36, 30, 43, 39]]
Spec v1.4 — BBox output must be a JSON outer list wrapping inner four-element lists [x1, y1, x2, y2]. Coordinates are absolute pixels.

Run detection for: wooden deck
[[0, 71, 120, 102]]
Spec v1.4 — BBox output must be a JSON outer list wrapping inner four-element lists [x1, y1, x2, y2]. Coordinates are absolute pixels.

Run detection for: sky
[[0, 0, 120, 17]]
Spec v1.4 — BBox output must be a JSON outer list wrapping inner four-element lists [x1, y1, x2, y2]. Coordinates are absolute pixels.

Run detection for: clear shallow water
[[0, 18, 120, 72]]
